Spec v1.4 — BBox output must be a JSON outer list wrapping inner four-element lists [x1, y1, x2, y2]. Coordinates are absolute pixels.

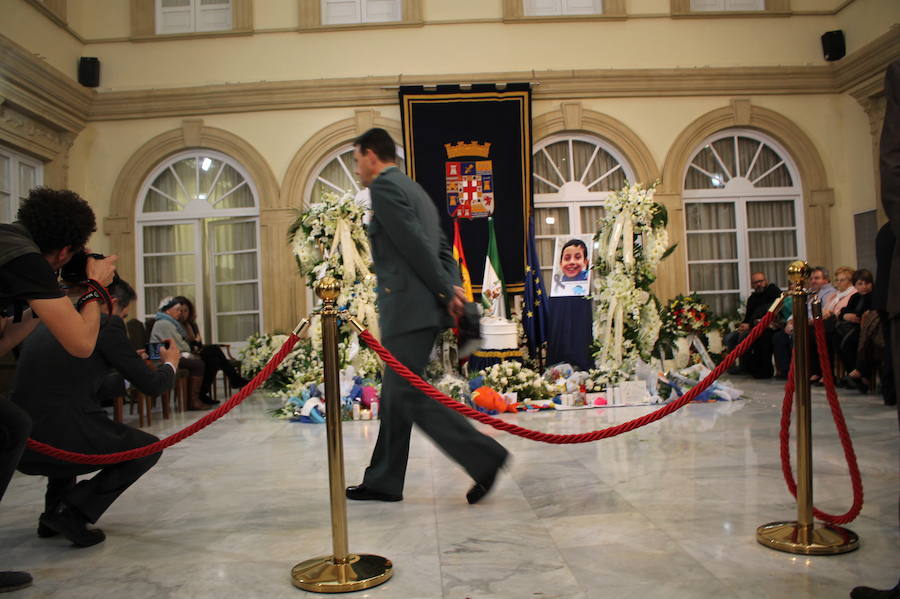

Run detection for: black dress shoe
[[0, 571, 32, 593], [39, 503, 105, 547], [466, 453, 509, 505], [850, 578, 900, 599], [345, 485, 402, 502], [37, 514, 59, 538]]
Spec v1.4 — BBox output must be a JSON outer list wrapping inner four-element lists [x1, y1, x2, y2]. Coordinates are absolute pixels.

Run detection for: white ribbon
[[606, 211, 626, 263], [613, 303, 624, 364], [622, 215, 634, 267], [599, 296, 617, 365]]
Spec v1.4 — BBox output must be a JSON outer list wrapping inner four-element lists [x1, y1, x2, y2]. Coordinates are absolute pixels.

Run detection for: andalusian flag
[[481, 217, 507, 319], [452, 220, 474, 302]]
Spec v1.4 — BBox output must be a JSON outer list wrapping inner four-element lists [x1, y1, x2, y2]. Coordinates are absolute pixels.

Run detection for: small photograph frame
[[549, 234, 593, 297]]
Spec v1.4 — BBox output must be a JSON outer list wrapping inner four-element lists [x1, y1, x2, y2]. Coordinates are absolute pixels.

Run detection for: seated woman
[[810, 265, 857, 383], [177, 296, 248, 401], [835, 269, 874, 392], [149, 297, 209, 410]]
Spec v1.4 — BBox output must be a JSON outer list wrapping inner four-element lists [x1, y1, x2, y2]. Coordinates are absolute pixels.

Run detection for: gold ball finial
[[787, 260, 811, 284], [315, 276, 341, 302]]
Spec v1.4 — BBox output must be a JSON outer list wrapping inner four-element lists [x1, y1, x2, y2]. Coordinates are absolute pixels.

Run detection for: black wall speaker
[[821, 30, 846, 62], [78, 57, 100, 88]]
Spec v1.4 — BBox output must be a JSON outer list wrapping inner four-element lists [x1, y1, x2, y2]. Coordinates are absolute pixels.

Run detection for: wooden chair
[[126, 318, 188, 421]]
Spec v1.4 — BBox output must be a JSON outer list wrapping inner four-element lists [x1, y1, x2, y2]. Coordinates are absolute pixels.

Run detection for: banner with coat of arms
[[400, 84, 531, 292]]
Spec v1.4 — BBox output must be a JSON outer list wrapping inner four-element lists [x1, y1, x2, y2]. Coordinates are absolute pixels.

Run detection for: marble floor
[[1, 377, 898, 598]]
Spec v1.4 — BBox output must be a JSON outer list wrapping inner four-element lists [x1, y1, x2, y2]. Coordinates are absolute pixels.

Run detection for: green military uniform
[[361, 166, 508, 496]]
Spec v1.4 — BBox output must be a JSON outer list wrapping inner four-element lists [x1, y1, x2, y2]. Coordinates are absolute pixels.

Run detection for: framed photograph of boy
[[549, 235, 593, 297]]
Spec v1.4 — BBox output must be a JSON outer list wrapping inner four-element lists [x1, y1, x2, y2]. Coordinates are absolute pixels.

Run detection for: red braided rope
[[777, 319, 864, 524], [25, 333, 302, 465], [359, 312, 776, 444]]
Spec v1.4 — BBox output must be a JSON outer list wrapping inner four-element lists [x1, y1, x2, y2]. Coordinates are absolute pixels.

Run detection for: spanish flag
[[452, 219, 474, 302]]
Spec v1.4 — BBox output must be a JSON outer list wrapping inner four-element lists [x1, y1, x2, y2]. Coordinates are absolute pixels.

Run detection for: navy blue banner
[[400, 84, 531, 292]]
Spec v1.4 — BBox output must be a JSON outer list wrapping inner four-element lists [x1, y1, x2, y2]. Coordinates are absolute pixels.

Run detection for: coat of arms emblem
[[445, 141, 493, 219]]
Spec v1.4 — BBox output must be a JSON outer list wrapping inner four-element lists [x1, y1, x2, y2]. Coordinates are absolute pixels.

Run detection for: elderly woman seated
[[149, 297, 248, 409], [835, 269, 876, 392]]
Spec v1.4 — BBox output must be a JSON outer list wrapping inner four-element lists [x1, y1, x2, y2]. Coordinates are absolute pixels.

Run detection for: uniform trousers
[[362, 327, 508, 496]]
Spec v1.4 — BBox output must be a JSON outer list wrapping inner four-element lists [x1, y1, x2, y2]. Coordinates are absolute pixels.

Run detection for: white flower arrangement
[[591, 182, 671, 385], [479, 360, 552, 401]]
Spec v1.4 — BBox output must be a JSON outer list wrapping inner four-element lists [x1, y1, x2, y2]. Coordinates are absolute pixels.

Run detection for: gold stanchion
[[291, 277, 393, 592], [756, 261, 859, 555]]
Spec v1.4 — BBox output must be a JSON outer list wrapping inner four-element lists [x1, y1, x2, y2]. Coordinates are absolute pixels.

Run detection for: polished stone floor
[[1, 377, 898, 598]]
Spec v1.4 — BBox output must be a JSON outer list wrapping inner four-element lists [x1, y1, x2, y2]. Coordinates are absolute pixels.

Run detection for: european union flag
[[523, 215, 549, 357]]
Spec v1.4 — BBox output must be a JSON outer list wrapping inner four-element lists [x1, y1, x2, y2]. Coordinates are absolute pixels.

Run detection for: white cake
[[480, 317, 518, 350]]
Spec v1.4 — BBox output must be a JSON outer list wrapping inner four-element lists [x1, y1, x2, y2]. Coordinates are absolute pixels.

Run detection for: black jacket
[[12, 314, 174, 474], [743, 283, 782, 324]]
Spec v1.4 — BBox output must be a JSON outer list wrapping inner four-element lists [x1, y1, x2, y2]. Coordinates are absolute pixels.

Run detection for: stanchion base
[[756, 521, 859, 555], [291, 554, 392, 593]]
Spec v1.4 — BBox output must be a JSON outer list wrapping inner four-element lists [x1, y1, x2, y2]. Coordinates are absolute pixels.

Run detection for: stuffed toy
[[471, 386, 518, 413]]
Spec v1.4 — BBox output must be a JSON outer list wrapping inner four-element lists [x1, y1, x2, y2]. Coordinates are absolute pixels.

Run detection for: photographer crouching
[[10, 275, 179, 549], [0, 187, 116, 592]]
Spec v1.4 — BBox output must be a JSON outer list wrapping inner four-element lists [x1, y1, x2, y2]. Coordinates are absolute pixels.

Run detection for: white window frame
[[525, 0, 603, 16], [136, 149, 263, 347], [155, 0, 232, 35], [532, 132, 635, 281], [682, 129, 805, 309], [321, 0, 402, 25], [0, 146, 43, 224], [689, 0, 764, 10]]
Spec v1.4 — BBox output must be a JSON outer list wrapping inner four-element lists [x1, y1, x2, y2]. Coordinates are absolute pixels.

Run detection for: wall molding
[[0, 35, 93, 134], [87, 24, 900, 122], [3, 25, 898, 127]]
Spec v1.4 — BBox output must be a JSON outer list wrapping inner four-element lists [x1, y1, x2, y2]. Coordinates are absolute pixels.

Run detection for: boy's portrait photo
[[550, 235, 593, 297]]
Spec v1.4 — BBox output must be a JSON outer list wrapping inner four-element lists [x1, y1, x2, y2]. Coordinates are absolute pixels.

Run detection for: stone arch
[[281, 109, 402, 208], [103, 120, 295, 331], [532, 102, 660, 185], [658, 99, 834, 299]]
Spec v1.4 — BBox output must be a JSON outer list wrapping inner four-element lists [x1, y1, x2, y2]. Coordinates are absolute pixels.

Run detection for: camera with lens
[[60, 249, 120, 287]]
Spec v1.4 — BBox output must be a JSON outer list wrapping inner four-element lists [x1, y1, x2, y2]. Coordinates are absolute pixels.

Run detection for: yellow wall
[[0, 0, 83, 79], [3, 0, 897, 324]]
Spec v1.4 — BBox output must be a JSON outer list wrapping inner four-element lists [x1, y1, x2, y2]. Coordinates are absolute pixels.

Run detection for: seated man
[[773, 265, 837, 378], [11, 278, 180, 547], [724, 272, 781, 378]]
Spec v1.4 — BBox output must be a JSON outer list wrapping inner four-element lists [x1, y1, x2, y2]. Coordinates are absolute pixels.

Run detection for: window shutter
[[689, 0, 725, 10], [562, 0, 602, 14], [196, 0, 232, 32], [363, 0, 401, 22], [157, 0, 193, 34], [724, 0, 765, 9], [524, 0, 562, 16], [323, 0, 362, 24]]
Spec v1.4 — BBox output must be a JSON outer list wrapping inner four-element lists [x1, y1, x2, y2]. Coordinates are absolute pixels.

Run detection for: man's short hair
[[108, 278, 137, 309], [354, 128, 396, 163], [17, 187, 97, 255], [812, 266, 830, 280]]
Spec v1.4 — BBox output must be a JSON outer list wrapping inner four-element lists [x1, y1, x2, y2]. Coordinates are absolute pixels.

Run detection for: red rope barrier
[[358, 312, 776, 444], [777, 318, 864, 525], [25, 333, 302, 465]]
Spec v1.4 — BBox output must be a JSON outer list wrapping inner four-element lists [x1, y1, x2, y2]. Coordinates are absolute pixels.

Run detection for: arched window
[[532, 133, 636, 282], [136, 150, 262, 347], [305, 143, 405, 208], [682, 129, 804, 316]]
